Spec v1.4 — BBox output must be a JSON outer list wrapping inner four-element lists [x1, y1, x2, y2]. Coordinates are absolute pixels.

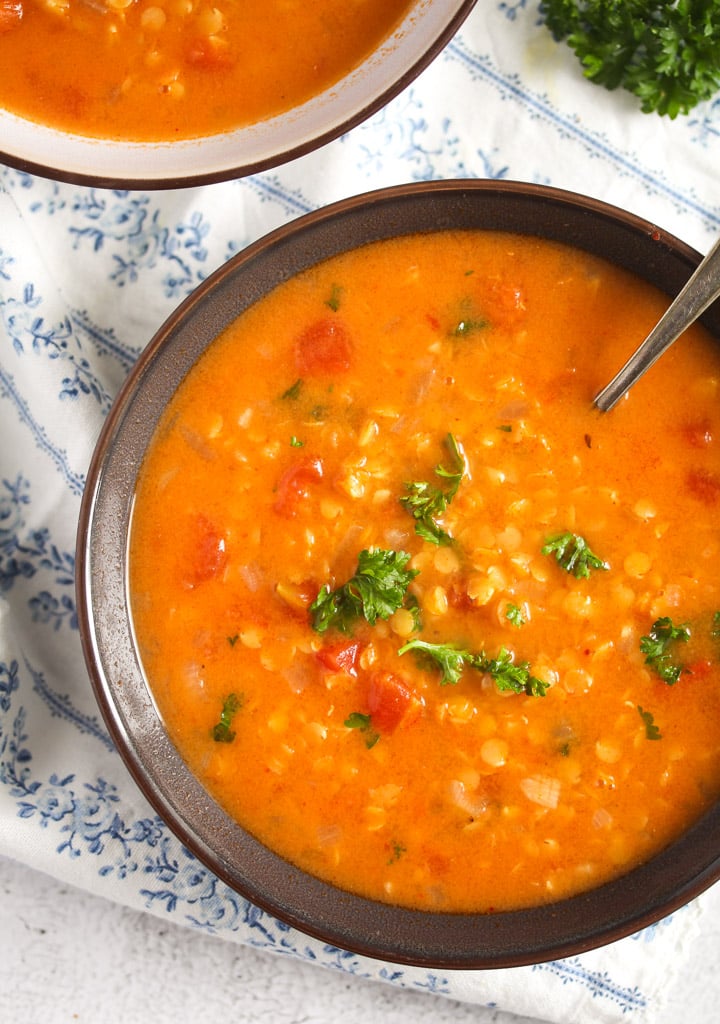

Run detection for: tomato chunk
[[186, 38, 235, 70], [182, 513, 228, 588], [682, 418, 714, 448], [316, 641, 362, 677], [0, 0, 22, 31], [366, 671, 422, 734], [686, 467, 720, 505], [273, 456, 323, 517], [295, 318, 353, 376], [686, 659, 712, 679]]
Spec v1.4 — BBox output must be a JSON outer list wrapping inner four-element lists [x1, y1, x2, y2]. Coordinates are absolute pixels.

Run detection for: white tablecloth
[[2, 4, 720, 1023]]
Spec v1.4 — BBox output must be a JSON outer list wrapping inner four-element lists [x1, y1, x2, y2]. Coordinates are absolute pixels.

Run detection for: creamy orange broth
[[0, 0, 412, 141], [129, 231, 720, 912]]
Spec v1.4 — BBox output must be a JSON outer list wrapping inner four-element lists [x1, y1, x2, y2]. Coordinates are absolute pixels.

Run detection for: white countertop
[[2, 854, 719, 1024]]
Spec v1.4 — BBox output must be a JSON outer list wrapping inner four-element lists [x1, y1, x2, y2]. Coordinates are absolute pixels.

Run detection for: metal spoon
[[594, 234, 720, 412]]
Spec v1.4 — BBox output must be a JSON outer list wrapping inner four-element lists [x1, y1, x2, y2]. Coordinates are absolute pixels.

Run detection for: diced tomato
[[186, 38, 235, 71], [478, 279, 527, 330], [0, 0, 22, 31], [316, 641, 362, 677], [686, 659, 712, 679], [273, 456, 324, 517], [682, 418, 714, 448], [294, 318, 353, 376], [686, 467, 720, 505], [366, 671, 422, 734], [182, 513, 228, 588]]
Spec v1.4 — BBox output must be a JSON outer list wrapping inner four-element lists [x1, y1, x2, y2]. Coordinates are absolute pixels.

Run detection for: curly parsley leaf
[[398, 638, 469, 685], [711, 610, 720, 640], [344, 711, 379, 748], [638, 705, 663, 741], [542, 531, 608, 579], [310, 548, 419, 634], [212, 692, 244, 743], [325, 283, 343, 312], [400, 433, 466, 545], [505, 602, 525, 627], [640, 616, 690, 684], [398, 638, 548, 695], [281, 378, 303, 400], [482, 647, 549, 697], [539, 0, 720, 118]]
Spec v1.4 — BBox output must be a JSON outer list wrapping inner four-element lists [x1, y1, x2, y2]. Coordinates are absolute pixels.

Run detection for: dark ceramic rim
[[0, 1, 476, 191], [77, 180, 720, 968]]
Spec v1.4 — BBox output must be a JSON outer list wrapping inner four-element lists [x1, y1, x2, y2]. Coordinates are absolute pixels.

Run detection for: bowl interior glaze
[[77, 181, 720, 968], [0, 0, 475, 190]]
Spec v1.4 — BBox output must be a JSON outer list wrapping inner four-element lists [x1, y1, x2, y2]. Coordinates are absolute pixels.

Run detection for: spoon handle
[[594, 234, 720, 412]]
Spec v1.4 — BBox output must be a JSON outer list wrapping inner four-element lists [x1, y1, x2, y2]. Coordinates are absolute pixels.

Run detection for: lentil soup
[[0, 0, 413, 141], [129, 230, 720, 913]]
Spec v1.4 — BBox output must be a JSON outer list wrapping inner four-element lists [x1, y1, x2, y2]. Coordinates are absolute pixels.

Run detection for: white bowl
[[0, 0, 476, 189]]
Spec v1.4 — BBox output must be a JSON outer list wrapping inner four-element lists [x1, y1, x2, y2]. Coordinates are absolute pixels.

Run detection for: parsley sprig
[[212, 692, 243, 743], [542, 531, 608, 579], [539, 0, 720, 118], [400, 433, 466, 545], [310, 548, 418, 634], [640, 616, 690, 684], [398, 638, 548, 695], [344, 711, 379, 748], [637, 705, 663, 741]]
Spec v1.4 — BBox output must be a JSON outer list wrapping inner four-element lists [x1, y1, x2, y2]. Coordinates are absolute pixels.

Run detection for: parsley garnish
[[281, 378, 303, 400], [325, 283, 343, 312], [310, 548, 419, 634], [344, 711, 379, 748], [640, 616, 690, 684], [539, 0, 720, 118], [638, 705, 663, 741], [212, 692, 243, 743], [398, 638, 468, 685], [398, 638, 548, 695], [505, 603, 525, 627], [290, 435, 304, 447], [542, 531, 608, 578], [387, 840, 406, 864], [400, 433, 466, 545], [711, 610, 720, 640], [451, 317, 488, 337]]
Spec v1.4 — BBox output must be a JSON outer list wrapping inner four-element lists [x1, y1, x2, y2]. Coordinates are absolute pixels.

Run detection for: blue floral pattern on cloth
[[1, 4, 718, 1022]]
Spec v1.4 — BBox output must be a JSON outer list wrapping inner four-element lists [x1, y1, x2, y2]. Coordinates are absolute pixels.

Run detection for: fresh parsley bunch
[[539, 0, 720, 117]]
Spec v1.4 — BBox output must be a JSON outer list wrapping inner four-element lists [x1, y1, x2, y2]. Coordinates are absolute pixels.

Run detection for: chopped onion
[[520, 775, 561, 809], [317, 823, 342, 847], [281, 659, 314, 694], [499, 399, 529, 419], [384, 527, 412, 549], [239, 561, 263, 591], [592, 807, 613, 830], [449, 779, 489, 818]]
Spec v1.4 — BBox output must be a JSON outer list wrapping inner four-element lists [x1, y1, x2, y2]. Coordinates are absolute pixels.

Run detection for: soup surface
[[129, 231, 720, 912], [0, 0, 413, 141]]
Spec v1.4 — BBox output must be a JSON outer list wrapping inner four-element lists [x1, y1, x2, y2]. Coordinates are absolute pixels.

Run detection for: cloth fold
[[2, 5, 720, 1022]]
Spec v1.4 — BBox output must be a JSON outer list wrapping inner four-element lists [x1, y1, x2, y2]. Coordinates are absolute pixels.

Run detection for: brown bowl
[[76, 180, 720, 967]]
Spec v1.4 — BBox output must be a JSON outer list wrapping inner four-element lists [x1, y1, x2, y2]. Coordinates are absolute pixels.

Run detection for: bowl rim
[[76, 179, 720, 968], [0, 0, 477, 190]]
